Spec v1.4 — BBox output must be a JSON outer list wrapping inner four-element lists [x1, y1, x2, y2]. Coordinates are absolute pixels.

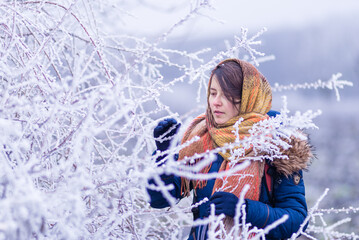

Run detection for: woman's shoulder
[[265, 110, 314, 177], [270, 135, 314, 177]]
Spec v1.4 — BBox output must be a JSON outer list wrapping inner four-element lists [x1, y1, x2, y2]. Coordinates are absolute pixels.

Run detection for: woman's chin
[[214, 118, 226, 125]]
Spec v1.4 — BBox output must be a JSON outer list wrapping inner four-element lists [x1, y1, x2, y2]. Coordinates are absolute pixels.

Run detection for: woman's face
[[209, 75, 240, 125]]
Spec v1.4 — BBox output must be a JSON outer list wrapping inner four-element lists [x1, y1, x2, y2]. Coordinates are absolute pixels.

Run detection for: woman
[[147, 59, 312, 239]]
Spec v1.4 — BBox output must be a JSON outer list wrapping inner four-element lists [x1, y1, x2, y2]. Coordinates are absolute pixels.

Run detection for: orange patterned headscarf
[[178, 59, 272, 200]]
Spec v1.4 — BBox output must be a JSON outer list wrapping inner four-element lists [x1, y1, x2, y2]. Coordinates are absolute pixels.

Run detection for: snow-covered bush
[[0, 1, 357, 239]]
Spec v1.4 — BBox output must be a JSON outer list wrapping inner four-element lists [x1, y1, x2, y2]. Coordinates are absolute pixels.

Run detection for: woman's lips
[[214, 111, 224, 116]]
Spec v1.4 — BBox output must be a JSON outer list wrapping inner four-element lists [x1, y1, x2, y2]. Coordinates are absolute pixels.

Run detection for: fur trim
[[272, 135, 314, 177]]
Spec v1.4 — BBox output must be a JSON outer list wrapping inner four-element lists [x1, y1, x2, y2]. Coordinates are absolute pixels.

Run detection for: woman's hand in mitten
[[153, 118, 181, 152], [206, 191, 241, 218]]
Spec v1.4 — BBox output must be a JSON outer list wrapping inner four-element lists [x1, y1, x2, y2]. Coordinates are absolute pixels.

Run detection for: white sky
[[119, 0, 359, 38]]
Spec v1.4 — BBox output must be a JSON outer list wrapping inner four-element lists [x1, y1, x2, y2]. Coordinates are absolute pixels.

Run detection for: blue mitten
[[153, 118, 181, 152], [206, 191, 241, 218], [267, 110, 280, 118]]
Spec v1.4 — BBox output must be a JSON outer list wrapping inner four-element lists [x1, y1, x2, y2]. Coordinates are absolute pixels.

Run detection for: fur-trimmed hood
[[271, 135, 314, 177]]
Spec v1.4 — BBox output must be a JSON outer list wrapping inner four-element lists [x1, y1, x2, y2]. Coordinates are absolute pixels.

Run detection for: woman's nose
[[213, 95, 222, 106]]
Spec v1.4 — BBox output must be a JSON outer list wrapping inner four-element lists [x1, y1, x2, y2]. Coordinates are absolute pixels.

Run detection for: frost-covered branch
[[291, 188, 359, 240], [272, 73, 353, 101]]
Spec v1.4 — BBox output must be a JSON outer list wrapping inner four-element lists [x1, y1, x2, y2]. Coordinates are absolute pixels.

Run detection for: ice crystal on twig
[[234, 27, 267, 66]]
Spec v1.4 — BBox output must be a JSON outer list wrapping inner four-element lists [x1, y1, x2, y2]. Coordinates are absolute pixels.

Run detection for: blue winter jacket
[[147, 154, 308, 239], [147, 111, 310, 239]]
